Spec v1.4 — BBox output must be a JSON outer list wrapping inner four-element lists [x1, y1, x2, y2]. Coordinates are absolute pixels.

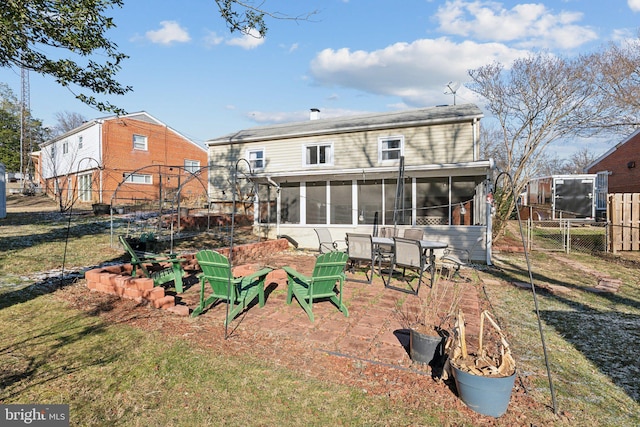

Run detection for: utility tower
[[20, 66, 33, 192]]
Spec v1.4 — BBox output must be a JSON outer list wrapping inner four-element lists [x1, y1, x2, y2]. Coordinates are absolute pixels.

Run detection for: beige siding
[[208, 121, 475, 177]]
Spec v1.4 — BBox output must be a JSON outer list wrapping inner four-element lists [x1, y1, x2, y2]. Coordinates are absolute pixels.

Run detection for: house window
[[78, 135, 83, 149], [378, 136, 404, 162], [124, 173, 152, 184], [247, 148, 265, 170], [79, 173, 92, 202], [63, 141, 69, 154], [304, 143, 332, 166], [51, 146, 56, 159], [133, 134, 148, 150], [184, 159, 200, 174], [67, 177, 73, 201]]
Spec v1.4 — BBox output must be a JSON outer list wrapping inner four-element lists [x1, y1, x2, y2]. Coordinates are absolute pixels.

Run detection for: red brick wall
[[588, 134, 640, 193], [101, 118, 208, 204]]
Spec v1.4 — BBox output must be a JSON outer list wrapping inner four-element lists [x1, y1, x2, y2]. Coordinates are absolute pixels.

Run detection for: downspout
[[98, 120, 104, 203], [486, 158, 495, 266]]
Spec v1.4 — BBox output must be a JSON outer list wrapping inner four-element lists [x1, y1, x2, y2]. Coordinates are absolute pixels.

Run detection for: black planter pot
[[409, 328, 449, 366]]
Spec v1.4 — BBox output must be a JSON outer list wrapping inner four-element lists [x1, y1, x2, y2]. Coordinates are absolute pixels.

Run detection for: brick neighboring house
[[585, 128, 640, 218], [33, 111, 208, 208]]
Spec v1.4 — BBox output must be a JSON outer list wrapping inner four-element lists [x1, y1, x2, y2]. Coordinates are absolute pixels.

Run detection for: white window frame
[[67, 176, 73, 201], [63, 140, 69, 154], [133, 134, 148, 151], [78, 135, 83, 149], [124, 173, 153, 184], [378, 135, 404, 163], [184, 159, 200, 174], [303, 142, 333, 167], [79, 173, 92, 202], [247, 148, 265, 170]]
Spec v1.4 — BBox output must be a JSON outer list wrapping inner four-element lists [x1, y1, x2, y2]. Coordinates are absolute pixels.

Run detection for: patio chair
[[377, 227, 398, 256], [191, 249, 273, 324], [403, 228, 424, 241], [119, 235, 186, 293], [283, 251, 349, 322], [345, 232, 377, 283], [385, 237, 430, 295], [314, 228, 346, 254], [440, 236, 483, 280]]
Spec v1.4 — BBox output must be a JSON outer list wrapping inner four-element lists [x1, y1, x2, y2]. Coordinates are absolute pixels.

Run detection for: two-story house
[[34, 111, 208, 209], [206, 104, 494, 262]]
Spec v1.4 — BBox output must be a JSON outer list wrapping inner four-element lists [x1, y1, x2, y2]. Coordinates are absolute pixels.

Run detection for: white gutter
[[250, 160, 494, 180]]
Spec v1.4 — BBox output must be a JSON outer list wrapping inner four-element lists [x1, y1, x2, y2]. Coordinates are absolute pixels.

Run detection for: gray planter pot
[[409, 328, 448, 366], [452, 365, 516, 417]]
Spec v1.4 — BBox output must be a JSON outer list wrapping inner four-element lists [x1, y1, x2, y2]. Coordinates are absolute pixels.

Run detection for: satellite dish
[[445, 81, 461, 105]]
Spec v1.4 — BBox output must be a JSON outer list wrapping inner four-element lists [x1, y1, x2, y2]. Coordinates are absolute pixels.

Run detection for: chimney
[[310, 108, 320, 120]]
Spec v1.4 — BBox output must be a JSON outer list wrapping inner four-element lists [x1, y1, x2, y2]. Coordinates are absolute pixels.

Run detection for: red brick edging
[[84, 238, 291, 316]]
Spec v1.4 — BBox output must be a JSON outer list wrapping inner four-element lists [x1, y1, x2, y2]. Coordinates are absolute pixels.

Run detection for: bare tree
[[51, 111, 88, 137], [581, 36, 640, 134], [469, 52, 598, 239], [567, 147, 599, 173]]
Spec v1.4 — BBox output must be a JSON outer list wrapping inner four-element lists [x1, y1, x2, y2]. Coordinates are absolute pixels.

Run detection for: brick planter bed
[[84, 238, 291, 316]]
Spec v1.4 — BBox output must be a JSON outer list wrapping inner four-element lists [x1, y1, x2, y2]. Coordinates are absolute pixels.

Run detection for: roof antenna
[[445, 81, 460, 105]]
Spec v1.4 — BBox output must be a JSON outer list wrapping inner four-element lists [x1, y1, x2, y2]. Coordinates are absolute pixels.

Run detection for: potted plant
[[397, 280, 462, 369], [447, 309, 517, 417]]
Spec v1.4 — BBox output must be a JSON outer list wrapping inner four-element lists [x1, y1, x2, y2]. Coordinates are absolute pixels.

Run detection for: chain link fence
[[525, 219, 608, 254]]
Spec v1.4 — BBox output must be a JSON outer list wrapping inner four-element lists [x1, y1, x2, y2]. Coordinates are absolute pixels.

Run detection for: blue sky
[[1, 0, 639, 158]]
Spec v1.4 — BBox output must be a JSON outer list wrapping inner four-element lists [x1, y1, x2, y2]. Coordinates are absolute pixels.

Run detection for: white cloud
[[146, 21, 191, 45], [629, 0, 640, 12], [309, 37, 528, 107], [435, 1, 597, 50], [204, 30, 224, 47], [226, 28, 265, 50]]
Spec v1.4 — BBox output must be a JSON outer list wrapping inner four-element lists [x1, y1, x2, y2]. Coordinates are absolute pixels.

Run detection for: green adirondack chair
[[283, 251, 349, 322], [191, 249, 273, 325], [119, 235, 186, 293]]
